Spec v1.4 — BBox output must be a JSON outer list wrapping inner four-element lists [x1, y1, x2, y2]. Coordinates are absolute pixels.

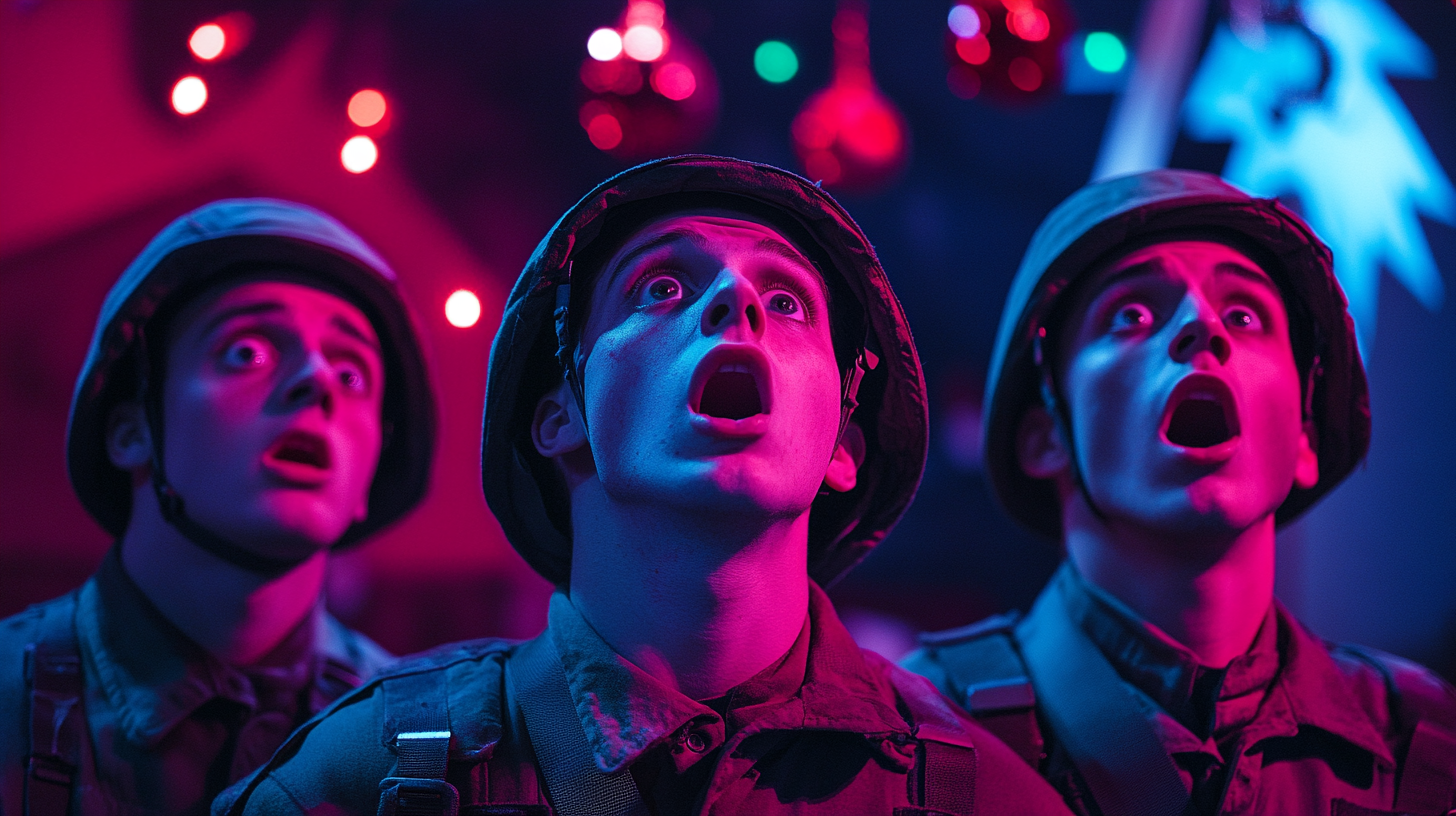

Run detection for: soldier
[[0, 199, 437, 814], [217, 156, 1071, 815], [903, 170, 1456, 815]]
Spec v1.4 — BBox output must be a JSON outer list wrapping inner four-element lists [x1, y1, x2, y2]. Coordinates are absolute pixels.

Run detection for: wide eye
[[640, 274, 683, 305], [336, 360, 370, 395], [1224, 305, 1263, 332], [765, 289, 806, 321], [1109, 302, 1153, 334], [221, 336, 275, 371]]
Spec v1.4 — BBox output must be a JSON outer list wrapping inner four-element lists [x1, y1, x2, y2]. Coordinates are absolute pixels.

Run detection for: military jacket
[[216, 582, 1072, 815], [0, 549, 392, 815], [903, 562, 1456, 816]]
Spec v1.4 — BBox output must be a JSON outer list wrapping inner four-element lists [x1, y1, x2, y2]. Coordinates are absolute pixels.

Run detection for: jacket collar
[[1058, 561, 1395, 766], [77, 548, 359, 747], [547, 581, 911, 774]]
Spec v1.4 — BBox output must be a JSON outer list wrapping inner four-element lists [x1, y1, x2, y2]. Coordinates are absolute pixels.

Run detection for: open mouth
[[1161, 374, 1240, 449], [690, 345, 772, 422], [264, 430, 332, 471]]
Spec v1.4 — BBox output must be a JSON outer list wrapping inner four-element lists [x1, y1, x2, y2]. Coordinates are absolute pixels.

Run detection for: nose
[[1169, 299, 1231, 365], [280, 351, 335, 416], [700, 270, 764, 340]]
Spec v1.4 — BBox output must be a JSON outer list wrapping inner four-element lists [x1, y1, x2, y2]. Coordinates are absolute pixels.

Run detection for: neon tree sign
[[1183, 0, 1455, 352]]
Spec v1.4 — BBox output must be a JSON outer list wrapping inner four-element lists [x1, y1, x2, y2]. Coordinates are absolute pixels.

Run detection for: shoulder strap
[[1014, 572, 1190, 816], [377, 671, 460, 816], [1394, 719, 1456, 814], [505, 635, 648, 816], [908, 740, 978, 816], [916, 618, 1044, 768], [24, 591, 84, 816]]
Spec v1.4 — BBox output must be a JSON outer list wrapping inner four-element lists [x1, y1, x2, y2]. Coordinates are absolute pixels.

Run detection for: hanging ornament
[[944, 0, 1073, 103], [791, 1, 910, 194], [578, 0, 720, 160]]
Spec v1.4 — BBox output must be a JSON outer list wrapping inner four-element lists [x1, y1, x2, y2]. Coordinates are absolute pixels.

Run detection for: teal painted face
[[1050, 240, 1319, 536], [158, 279, 386, 559], [569, 212, 856, 522]]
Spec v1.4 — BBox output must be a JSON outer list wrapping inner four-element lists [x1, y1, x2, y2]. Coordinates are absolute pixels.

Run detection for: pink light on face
[[445, 290, 481, 328], [348, 90, 387, 127], [189, 24, 226, 60], [651, 62, 696, 100], [341, 136, 379, 173], [171, 76, 208, 115]]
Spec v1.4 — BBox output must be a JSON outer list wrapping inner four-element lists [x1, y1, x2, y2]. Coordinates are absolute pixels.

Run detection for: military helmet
[[983, 169, 1369, 539], [482, 155, 928, 587], [67, 198, 437, 547]]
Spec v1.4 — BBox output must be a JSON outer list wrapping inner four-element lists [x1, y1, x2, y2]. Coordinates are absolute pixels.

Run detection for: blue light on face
[[1183, 0, 1455, 353]]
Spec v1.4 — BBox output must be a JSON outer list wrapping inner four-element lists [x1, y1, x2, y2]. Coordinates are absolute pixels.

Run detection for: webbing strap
[[1015, 566, 1190, 816], [506, 636, 649, 816], [24, 592, 84, 816], [1393, 720, 1456, 815], [378, 672, 460, 816], [926, 633, 1043, 769], [910, 741, 977, 816]]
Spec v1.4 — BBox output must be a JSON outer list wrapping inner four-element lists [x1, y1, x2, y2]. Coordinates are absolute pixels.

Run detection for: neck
[[118, 487, 328, 666], [566, 479, 811, 701], [1063, 499, 1276, 668]]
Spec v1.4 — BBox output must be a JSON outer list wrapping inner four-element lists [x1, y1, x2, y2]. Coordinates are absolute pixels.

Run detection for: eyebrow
[[1091, 258, 1276, 297], [199, 300, 380, 352], [1213, 260, 1278, 291], [753, 237, 829, 302], [605, 228, 710, 289]]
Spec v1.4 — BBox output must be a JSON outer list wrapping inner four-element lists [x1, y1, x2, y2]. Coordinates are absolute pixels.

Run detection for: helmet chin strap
[[1034, 326, 1109, 527], [138, 333, 311, 576]]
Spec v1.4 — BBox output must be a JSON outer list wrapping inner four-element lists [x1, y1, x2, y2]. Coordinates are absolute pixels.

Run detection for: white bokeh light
[[445, 289, 482, 328]]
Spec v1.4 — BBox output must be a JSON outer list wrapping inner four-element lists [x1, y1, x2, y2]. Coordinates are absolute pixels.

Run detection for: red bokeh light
[[790, 3, 908, 193], [944, 0, 1071, 104], [348, 89, 388, 128]]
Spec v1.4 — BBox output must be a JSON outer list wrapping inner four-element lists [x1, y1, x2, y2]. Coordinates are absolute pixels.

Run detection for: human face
[[1053, 240, 1318, 536], [573, 212, 849, 518], [159, 278, 385, 559]]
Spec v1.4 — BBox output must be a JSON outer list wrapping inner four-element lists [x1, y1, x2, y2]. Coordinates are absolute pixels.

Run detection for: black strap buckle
[[377, 777, 460, 816]]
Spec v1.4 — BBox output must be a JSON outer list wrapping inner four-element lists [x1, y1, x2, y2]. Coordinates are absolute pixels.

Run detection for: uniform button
[[685, 731, 708, 753]]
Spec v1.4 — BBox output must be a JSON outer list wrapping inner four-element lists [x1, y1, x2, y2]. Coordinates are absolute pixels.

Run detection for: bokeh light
[[955, 36, 991, 65], [622, 24, 666, 61], [444, 290, 482, 328], [171, 76, 208, 115], [585, 112, 624, 149], [587, 28, 623, 61], [1007, 6, 1051, 41], [947, 5, 983, 39], [1083, 31, 1127, 73], [651, 62, 697, 100], [348, 89, 388, 127], [1008, 56, 1044, 91], [189, 24, 225, 61], [754, 41, 799, 83], [341, 135, 379, 173]]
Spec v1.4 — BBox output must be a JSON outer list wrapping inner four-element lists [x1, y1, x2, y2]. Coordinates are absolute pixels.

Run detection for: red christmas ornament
[[944, 0, 1073, 103], [791, 1, 910, 194], [578, 0, 719, 161]]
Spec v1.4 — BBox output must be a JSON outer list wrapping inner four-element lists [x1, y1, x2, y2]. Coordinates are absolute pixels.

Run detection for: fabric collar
[[1059, 560, 1394, 766], [78, 547, 360, 747], [547, 580, 911, 774]]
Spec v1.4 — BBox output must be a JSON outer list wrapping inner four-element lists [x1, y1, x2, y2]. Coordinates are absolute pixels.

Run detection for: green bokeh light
[[754, 40, 799, 83], [1084, 32, 1127, 73]]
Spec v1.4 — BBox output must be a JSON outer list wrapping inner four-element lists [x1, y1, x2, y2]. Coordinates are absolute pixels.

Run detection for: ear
[[823, 420, 865, 493], [1016, 404, 1070, 480], [532, 380, 588, 459], [1292, 417, 1319, 490], [105, 401, 153, 474]]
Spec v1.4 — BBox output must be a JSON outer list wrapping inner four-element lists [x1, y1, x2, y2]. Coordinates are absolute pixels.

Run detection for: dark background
[[2, 0, 1452, 678]]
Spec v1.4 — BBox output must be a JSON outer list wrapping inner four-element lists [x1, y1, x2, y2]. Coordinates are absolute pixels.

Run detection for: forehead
[[171, 274, 377, 342], [603, 210, 818, 274], [1089, 238, 1276, 292]]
